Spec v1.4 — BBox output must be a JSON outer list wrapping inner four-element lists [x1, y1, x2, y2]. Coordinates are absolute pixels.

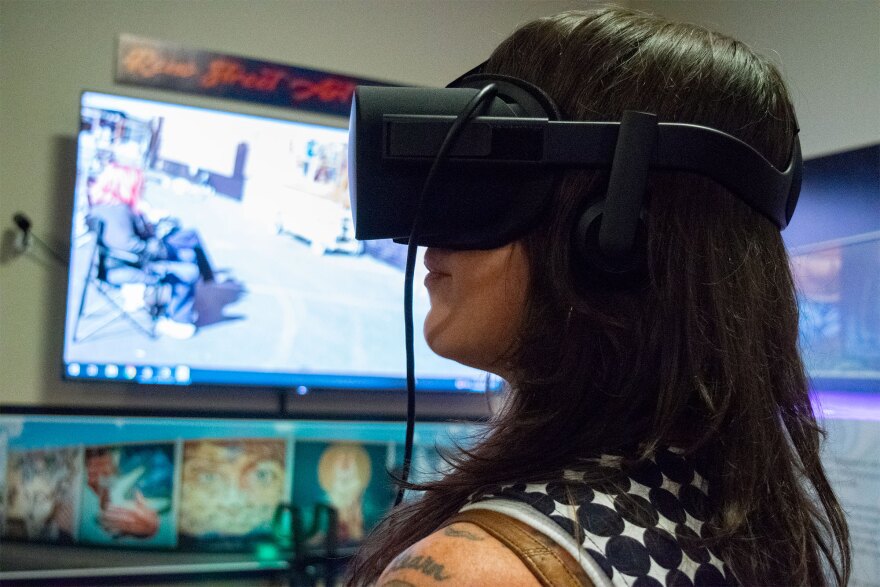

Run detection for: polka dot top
[[461, 448, 735, 587]]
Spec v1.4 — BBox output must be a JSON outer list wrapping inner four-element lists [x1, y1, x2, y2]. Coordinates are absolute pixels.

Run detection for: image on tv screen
[[79, 443, 177, 548], [2, 447, 83, 543], [291, 440, 396, 546], [791, 234, 880, 384], [178, 438, 289, 549], [785, 144, 880, 389], [62, 92, 494, 392], [0, 412, 482, 552]]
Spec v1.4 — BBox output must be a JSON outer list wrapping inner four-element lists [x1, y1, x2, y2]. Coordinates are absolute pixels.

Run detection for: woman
[[348, 7, 850, 586]]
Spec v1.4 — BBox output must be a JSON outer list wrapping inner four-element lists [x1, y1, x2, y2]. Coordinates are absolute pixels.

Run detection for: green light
[[255, 542, 281, 561]]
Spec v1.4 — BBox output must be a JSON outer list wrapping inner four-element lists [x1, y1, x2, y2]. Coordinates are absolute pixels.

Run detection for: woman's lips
[[424, 271, 448, 288], [425, 247, 450, 275], [423, 249, 451, 288], [425, 247, 451, 287], [423, 249, 449, 274]]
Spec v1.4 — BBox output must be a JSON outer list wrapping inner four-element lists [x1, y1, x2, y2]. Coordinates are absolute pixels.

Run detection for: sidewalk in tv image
[[64, 163, 478, 386]]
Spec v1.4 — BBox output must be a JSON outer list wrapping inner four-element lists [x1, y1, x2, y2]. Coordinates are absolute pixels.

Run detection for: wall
[[634, 0, 880, 159], [1, 0, 878, 413]]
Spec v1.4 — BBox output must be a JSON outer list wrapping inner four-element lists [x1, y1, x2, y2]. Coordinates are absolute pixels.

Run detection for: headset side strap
[[599, 111, 658, 260]]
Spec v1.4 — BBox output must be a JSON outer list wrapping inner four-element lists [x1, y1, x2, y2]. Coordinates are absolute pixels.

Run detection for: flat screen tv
[[0, 407, 477, 566], [786, 144, 880, 392], [791, 233, 880, 387], [63, 91, 498, 393]]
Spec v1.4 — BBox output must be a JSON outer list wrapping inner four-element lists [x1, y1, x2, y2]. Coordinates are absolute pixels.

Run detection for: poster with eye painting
[[292, 440, 396, 546], [78, 443, 178, 548], [177, 438, 290, 550], [2, 447, 84, 543]]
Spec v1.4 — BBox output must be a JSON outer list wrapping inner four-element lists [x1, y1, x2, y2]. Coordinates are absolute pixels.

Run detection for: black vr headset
[[348, 67, 802, 279]]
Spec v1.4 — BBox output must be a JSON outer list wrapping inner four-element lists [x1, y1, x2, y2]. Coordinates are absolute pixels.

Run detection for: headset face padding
[[349, 84, 561, 250]]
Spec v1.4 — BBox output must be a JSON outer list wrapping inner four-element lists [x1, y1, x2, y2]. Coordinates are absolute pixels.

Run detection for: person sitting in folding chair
[[87, 202, 200, 340], [89, 140, 216, 284]]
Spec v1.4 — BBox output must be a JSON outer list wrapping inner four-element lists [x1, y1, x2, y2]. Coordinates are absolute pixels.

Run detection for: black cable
[[12, 213, 69, 266], [29, 232, 69, 265], [395, 83, 499, 506]]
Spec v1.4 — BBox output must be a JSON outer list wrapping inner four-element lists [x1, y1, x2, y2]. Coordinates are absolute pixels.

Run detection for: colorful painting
[[177, 438, 288, 549], [79, 443, 176, 547], [292, 440, 395, 545], [0, 414, 479, 552], [3, 447, 83, 542]]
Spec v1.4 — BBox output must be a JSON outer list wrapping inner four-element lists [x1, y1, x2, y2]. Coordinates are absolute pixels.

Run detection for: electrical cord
[[12, 212, 69, 266], [395, 83, 499, 506]]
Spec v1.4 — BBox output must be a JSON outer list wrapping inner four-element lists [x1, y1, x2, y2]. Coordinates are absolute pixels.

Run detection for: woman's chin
[[423, 308, 513, 373], [424, 330, 491, 373], [423, 328, 455, 362], [423, 310, 449, 353]]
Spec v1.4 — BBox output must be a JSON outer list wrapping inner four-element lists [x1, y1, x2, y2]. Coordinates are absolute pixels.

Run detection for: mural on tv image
[[177, 438, 288, 549], [79, 443, 176, 548], [292, 441, 396, 546], [2, 447, 83, 543]]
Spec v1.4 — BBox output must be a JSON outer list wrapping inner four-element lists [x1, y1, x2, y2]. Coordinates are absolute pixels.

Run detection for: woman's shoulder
[[375, 520, 542, 586]]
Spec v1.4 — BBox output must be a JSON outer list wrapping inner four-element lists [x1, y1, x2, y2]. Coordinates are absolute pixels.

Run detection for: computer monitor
[[0, 408, 478, 553], [787, 144, 880, 391], [791, 235, 880, 388], [63, 91, 498, 394]]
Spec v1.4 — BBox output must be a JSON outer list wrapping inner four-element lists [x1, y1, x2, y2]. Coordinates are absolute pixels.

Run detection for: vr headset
[[349, 66, 802, 503], [348, 66, 802, 278]]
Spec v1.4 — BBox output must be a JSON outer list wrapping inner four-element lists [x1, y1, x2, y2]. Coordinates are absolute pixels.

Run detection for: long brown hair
[[348, 7, 850, 585]]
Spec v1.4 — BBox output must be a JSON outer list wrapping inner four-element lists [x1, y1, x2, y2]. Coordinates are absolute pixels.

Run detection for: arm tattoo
[[443, 525, 485, 541], [389, 554, 452, 581], [380, 581, 418, 587]]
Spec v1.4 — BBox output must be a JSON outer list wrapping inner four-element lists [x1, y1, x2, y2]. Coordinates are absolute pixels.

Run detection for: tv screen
[[0, 409, 477, 552], [63, 92, 496, 392], [791, 235, 880, 385], [786, 145, 880, 391]]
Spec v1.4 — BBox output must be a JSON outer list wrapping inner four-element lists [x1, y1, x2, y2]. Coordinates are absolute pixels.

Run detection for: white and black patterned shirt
[[462, 447, 734, 587]]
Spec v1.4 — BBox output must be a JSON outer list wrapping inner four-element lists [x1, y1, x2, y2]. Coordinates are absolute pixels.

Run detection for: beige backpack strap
[[443, 508, 594, 587]]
